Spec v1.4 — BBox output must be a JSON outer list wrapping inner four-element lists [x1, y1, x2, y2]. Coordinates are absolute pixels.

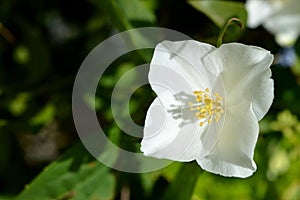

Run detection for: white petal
[[141, 97, 204, 161], [197, 100, 258, 178], [142, 41, 226, 163], [149, 40, 216, 108], [245, 0, 273, 28], [264, 13, 300, 35], [275, 31, 299, 47], [262, 0, 300, 46], [246, 0, 300, 46], [203, 43, 274, 120], [264, 13, 300, 46]]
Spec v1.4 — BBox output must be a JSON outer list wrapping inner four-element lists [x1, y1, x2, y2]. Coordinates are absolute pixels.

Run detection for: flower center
[[189, 88, 224, 127]]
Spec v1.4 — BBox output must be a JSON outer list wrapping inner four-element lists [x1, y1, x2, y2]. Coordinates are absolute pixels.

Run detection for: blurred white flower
[[141, 40, 274, 178], [246, 0, 300, 46]]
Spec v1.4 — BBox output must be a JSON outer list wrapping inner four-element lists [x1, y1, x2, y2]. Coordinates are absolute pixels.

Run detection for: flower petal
[[245, 0, 273, 28], [246, 0, 300, 46], [141, 96, 204, 161], [142, 41, 227, 163], [275, 31, 299, 47], [149, 40, 216, 108], [197, 100, 258, 178], [203, 43, 274, 120], [264, 11, 300, 46]]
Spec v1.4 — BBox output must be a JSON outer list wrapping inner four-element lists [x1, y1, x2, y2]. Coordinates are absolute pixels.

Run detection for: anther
[[189, 88, 224, 127]]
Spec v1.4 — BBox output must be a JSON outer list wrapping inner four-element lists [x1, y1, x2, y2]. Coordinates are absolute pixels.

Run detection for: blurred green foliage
[[0, 0, 300, 199]]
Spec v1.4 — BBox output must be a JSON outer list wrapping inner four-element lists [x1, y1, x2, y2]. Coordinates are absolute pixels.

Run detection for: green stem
[[217, 17, 244, 47], [160, 162, 201, 200]]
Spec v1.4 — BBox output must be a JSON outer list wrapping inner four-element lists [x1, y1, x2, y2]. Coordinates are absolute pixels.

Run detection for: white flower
[[141, 40, 274, 178], [245, 0, 300, 46]]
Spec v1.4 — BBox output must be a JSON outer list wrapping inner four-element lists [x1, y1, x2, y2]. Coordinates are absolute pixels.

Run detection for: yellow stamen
[[189, 88, 224, 127]]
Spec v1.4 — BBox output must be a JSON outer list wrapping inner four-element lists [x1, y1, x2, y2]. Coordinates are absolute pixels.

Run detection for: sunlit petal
[[149, 40, 216, 107], [197, 101, 258, 178], [141, 40, 274, 178], [203, 43, 274, 120]]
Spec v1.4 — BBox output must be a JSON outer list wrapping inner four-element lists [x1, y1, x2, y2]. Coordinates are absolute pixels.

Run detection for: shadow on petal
[[167, 92, 198, 128]]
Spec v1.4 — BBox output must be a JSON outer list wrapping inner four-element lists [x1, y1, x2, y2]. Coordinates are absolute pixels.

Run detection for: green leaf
[[160, 162, 201, 200], [188, 0, 247, 29], [0, 196, 15, 200], [91, 0, 157, 61], [16, 143, 115, 200], [92, 0, 132, 31], [29, 103, 55, 125], [116, 0, 156, 24], [9, 93, 30, 116], [192, 173, 254, 200], [94, 0, 156, 31]]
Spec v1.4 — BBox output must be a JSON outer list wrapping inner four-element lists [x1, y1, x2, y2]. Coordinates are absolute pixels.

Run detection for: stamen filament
[[189, 88, 224, 127]]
